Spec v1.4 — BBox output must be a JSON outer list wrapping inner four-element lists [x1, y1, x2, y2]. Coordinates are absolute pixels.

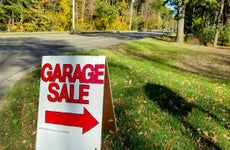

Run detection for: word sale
[[41, 63, 105, 104]]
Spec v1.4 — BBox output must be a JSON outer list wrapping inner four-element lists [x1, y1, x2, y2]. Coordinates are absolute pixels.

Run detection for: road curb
[[0, 67, 35, 110]]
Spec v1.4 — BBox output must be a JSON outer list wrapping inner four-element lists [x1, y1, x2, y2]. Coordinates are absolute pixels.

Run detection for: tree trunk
[[76, 1, 79, 24], [81, 0, 86, 25], [11, 11, 14, 25], [213, 0, 225, 47], [176, 1, 186, 44], [89, 0, 95, 24], [20, 4, 23, 31]]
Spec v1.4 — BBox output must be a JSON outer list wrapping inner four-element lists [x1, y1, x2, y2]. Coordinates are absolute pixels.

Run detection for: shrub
[[23, 22, 36, 32], [137, 20, 145, 31], [185, 33, 194, 42], [94, 1, 117, 30], [198, 27, 215, 46], [219, 26, 230, 46]]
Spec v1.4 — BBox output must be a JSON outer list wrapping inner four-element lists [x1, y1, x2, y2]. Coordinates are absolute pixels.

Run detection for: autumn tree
[[0, 0, 173, 32], [111, 0, 129, 30], [94, 1, 117, 30]]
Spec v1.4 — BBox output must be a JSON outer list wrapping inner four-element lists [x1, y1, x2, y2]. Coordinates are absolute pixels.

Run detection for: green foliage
[[198, 27, 215, 45], [137, 20, 146, 31], [0, 4, 6, 20], [192, 17, 203, 33], [22, 22, 36, 32], [94, 1, 117, 30], [219, 26, 230, 46], [184, 0, 230, 46], [110, 0, 129, 30]]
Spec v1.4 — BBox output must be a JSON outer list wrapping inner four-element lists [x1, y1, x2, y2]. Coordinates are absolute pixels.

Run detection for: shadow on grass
[[105, 61, 165, 149], [144, 83, 222, 150], [144, 83, 192, 118], [77, 31, 162, 40], [153, 35, 176, 42]]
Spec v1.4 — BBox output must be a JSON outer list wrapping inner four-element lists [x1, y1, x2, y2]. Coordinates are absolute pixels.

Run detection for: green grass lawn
[[0, 38, 229, 149]]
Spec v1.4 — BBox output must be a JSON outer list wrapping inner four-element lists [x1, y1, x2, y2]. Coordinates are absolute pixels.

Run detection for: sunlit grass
[[0, 38, 229, 149]]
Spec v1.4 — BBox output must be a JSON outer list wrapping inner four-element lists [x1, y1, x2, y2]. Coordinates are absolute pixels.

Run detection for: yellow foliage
[[111, 15, 129, 30], [148, 12, 158, 30], [60, 0, 71, 29]]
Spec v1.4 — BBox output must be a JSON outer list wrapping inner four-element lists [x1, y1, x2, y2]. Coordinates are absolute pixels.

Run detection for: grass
[[0, 38, 230, 149]]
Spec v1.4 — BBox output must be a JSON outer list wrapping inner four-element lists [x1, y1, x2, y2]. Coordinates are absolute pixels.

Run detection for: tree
[[185, 0, 218, 34], [0, 0, 174, 32], [165, 0, 188, 44], [111, 0, 129, 30], [221, 0, 230, 45], [94, 1, 117, 30], [176, 0, 187, 43], [224, 0, 230, 26], [213, 0, 225, 47], [184, 0, 229, 46], [0, 2, 6, 30]]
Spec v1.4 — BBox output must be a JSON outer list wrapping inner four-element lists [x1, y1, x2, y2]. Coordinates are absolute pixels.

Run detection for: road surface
[[0, 31, 163, 106]]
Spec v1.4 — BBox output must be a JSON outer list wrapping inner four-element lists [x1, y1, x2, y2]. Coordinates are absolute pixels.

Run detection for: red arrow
[[45, 108, 99, 134]]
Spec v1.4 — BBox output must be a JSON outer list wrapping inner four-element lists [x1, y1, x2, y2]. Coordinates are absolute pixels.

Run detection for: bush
[[219, 26, 230, 46], [198, 27, 214, 46], [23, 22, 36, 32], [94, 1, 117, 30], [137, 20, 145, 31], [185, 34, 194, 42]]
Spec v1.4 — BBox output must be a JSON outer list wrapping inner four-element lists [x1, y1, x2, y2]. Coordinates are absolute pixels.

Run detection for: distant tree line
[[1, 0, 229, 46], [166, 0, 230, 46], [0, 0, 174, 32]]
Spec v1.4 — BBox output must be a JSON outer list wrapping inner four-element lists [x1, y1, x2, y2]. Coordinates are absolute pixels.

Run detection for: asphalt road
[[0, 31, 163, 103]]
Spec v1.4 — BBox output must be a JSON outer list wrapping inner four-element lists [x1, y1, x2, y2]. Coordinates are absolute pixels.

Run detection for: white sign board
[[36, 56, 105, 150]]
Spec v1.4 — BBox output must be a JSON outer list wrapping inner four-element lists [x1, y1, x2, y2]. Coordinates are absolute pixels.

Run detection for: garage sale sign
[[36, 56, 112, 150]]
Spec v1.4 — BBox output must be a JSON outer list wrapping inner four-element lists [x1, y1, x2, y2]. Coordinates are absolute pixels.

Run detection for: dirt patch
[[172, 44, 230, 80], [186, 38, 200, 45]]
